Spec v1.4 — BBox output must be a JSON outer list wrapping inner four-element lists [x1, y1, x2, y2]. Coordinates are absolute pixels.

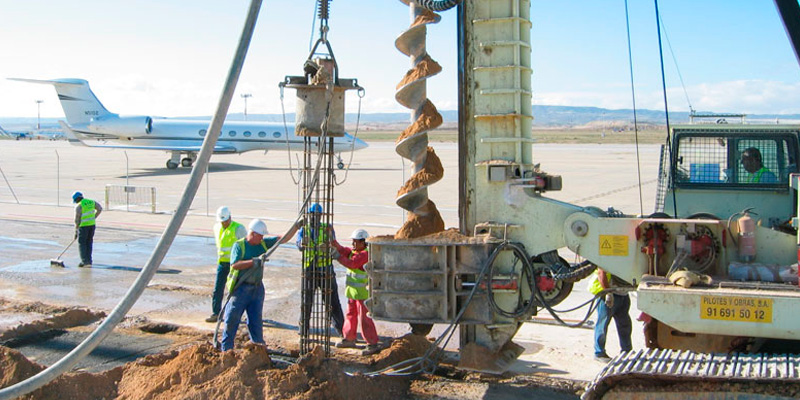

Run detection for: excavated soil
[[397, 55, 442, 90], [605, 379, 800, 399], [395, 200, 445, 239], [0, 308, 105, 342], [397, 147, 444, 196], [412, 8, 438, 28], [396, 100, 443, 144]]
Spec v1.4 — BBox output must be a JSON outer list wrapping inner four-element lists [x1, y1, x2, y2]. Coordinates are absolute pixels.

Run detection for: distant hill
[[3, 105, 798, 129]]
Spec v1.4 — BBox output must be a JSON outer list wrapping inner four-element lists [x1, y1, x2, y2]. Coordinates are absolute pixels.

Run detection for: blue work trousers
[[78, 225, 95, 265], [211, 262, 230, 315], [594, 293, 633, 356], [221, 281, 265, 351]]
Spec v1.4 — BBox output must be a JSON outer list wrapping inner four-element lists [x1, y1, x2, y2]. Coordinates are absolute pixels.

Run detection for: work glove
[[604, 293, 615, 308], [330, 247, 340, 260], [252, 257, 262, 270], [74, 229, 78, 240]]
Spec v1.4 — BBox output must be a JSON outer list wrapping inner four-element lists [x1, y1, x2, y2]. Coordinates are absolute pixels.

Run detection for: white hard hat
[[350, 228, 369, 240], [249, 219, 268, 236], [216, 206, 231, 222]]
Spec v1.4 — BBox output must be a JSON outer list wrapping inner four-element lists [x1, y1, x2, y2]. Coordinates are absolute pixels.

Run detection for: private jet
[[10, 78, 367, 169]]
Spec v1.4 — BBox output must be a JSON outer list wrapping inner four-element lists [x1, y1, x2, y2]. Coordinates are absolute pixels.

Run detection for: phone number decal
[[700, 295, 772, 323]]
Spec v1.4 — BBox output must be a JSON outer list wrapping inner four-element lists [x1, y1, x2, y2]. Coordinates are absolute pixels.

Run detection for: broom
[[50, 237, 76, 268]]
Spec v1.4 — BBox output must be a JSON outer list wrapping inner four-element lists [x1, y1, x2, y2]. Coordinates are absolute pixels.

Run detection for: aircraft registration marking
[[598, 235, 628, 256], [700, 295, 772, 323]]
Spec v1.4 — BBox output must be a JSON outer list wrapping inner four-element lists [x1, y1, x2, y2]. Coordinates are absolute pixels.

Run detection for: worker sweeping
[[332, 228, 380, 355], [207, 206, 247, 323], [72, 191, 102, 268], [220, 219, 297, 351]]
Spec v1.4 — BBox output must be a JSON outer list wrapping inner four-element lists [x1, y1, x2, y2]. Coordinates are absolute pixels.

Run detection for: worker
[[296, 203, 345, 338], [220, 218, 297, 351], [588, 268, 632, 362], [72, 191, 102, 268], [741, 147, 778, 183], [332, 228, 380, 355], [206, 206, 247, 323]]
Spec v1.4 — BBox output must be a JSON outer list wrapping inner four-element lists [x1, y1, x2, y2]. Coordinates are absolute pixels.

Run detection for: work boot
[[336, 339, 357, 349], [594, 353, 611, 363], [361, 344, 380, 356], [205, 314, 218, 323]]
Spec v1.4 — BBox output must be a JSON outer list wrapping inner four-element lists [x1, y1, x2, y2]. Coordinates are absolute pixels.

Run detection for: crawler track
[[583, 349, 800, 399]]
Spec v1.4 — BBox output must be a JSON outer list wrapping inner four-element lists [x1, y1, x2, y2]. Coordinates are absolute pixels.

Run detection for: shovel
[[50, 237, 76, 268]]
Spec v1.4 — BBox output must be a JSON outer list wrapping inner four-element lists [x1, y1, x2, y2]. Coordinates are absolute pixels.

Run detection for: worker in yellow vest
[[72, 191, 102, 268], [588, 268, 632, 362], [206, 206, 247, 323], [332, 228, 380, 355]]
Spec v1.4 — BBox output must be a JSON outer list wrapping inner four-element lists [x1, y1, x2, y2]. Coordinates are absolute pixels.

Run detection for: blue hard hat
[[309, 203, 323, 213], [72, 191, 83, 203]]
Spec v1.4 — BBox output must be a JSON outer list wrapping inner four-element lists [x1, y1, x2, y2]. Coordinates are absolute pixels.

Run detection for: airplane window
[[243, 131, 252, 137], [229, 131, 236, 137], [258, 131, 266, 138], [199, 129, 206, 137], [273, 132, 281, 138]]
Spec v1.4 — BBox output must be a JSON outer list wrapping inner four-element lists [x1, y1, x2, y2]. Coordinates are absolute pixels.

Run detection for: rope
[[653, 0, 678, 218], [623, 0, 645, 216], [335, 86, 365, 185], [279, 84, 301, 185]]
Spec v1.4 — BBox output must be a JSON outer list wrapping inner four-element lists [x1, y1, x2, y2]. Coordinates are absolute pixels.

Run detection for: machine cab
[[655, 124, 800, 227]]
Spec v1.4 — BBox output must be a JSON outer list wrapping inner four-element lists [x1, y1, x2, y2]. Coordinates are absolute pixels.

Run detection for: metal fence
[[105, 185, 157, 213]]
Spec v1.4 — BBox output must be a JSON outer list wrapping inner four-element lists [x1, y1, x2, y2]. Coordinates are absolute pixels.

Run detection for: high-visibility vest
[[345, 249, 369, 300], [226, 239, 268, 293], [79, 199, 97, 227], [302, 224, 331, 269], [750, 167, 769, 183], [215, 221, 242, 263], [587, 271, 605, 296]]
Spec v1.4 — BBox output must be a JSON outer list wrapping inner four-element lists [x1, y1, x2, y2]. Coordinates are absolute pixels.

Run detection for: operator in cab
[[741, 147, 778, 183]]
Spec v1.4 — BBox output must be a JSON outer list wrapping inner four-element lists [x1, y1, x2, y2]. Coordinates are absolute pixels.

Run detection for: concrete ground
[[0, 139, 660, 384]]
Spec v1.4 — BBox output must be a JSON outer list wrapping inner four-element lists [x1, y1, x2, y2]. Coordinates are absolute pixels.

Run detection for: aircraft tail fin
[[8, 78, 113, 126], [58, 121, 89, 147]]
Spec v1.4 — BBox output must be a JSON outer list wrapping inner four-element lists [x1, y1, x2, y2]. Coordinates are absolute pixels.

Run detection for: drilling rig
[[367, 0, 800, 397]]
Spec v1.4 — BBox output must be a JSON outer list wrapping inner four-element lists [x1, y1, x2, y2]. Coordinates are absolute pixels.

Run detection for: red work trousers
[[343, 298, 378, 345]]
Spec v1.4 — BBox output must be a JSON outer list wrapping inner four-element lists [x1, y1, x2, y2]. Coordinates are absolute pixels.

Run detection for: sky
[[0, 0, 798, 120]]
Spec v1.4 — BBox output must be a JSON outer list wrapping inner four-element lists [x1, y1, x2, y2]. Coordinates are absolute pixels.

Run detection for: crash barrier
[[105, 184, 157, 213]]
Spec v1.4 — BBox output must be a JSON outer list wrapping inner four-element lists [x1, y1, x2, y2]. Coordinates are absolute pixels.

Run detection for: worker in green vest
[[72, 191, 102, 268], [588, 268, 632, 363], [741, 147, 778, 183], [332, 228, 380, 355], [296, 203, 345, 337], [206, 206, 247, 323]]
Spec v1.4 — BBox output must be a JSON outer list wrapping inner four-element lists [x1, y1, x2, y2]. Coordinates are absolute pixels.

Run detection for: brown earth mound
[[397, 55, 442, 90], [0, 308, 105, 342], [397, 147, 444, 196], [396, 100, 443, 144], [369, 334, 433, 372]]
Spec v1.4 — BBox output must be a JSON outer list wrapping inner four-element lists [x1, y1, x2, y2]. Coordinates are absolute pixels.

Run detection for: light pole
[[35, 100, 44, 130], [241, 93, 252, 121]]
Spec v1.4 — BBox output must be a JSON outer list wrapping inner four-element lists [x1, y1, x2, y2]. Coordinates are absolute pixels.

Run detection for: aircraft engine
[[88, 115, 153, 137]]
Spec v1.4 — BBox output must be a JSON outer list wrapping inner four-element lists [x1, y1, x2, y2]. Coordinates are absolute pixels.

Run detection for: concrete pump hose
[[0, 1, 263, 398]]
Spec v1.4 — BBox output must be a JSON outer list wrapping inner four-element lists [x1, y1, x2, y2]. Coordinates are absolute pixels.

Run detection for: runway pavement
[[0, 139, 660, 382]]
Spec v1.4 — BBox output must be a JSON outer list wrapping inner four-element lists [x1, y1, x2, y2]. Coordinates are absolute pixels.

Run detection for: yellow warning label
[[700, 295, 772, 323], [598, 235, 628, 256]]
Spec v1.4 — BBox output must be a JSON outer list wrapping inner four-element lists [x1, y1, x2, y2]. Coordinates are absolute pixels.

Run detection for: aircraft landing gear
[[181, 157, 194, 168], [166, 160, 179, 169]]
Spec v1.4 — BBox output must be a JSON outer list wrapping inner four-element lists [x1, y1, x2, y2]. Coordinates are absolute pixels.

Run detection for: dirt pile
[[396, 100, 443, 144], [0, 308, 105, 342], [369, 334, 432, 372], [116, 342, 271, 399], [397, 147, 444, 196], [0, 346, 121, 400]]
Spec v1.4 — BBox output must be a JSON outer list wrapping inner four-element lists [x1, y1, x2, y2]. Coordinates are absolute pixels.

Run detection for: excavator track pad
[[582, 348, 800, 400]]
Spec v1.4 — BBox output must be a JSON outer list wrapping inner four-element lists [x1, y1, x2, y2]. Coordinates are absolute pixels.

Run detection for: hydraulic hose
[[0, 2, 263, 398]]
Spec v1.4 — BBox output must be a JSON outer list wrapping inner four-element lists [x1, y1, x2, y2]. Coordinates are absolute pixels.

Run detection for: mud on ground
[[0, 299, 583, 399]]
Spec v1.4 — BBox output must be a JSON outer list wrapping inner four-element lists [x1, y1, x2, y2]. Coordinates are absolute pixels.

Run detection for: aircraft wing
[[58, 121, 237, 153]]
